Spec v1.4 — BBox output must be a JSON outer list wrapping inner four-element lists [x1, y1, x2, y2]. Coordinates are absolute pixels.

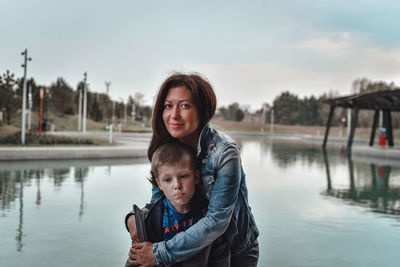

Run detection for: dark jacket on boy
[[125, 191, 230, 267]]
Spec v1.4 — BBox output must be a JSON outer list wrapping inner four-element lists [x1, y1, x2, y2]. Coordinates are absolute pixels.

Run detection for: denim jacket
[[148, 124, 259, 266]]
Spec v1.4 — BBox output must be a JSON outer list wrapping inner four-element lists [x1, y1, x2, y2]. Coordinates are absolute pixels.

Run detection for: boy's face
[[156, 154, 199, 213]]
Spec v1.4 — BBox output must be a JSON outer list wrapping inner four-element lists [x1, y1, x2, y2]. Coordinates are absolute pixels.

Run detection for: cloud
[[187, 62, 355, 109], [296, 32, 353, 56], [296, 32, 400, 78], [187, 32, 400, 109]]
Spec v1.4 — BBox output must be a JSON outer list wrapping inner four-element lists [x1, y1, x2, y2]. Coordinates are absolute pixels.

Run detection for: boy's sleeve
[[125, 184, 164, 232]]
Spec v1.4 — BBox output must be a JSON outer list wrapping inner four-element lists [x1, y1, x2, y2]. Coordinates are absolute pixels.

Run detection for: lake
[[1, 138, 400, 267]]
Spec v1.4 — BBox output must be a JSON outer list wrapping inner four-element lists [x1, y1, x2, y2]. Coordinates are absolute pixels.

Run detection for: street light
[[28, 84, 32, 130], [78, 82, 82, 131], [82, 72, 87, 133], [105, 81, 111, 94], [124, 99, 127, 126], [21, 49, 32, 144], [270, 106, 274, 134], [112, 100, 115, 126]]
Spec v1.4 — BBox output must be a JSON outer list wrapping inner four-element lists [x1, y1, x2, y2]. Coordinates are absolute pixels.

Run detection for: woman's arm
[[150, 144, 241, 266]]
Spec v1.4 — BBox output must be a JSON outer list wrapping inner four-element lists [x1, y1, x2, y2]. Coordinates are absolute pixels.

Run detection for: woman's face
[[162, 86, 200, 146]]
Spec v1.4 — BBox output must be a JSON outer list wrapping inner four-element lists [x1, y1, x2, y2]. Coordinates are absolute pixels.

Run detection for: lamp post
[[131, 102, 136, 124], [112, 100, 115, 126], [105, 81, 111, 94], [21, 49, 31, 144], [124, 99, 127, 126], [82, 72, 87, 133], [28, 84, 32, 130], [347, 108, 351, 137], [270, 107, 274, 134], [39, 87, 44, 133], [78, 83, 82, 131]]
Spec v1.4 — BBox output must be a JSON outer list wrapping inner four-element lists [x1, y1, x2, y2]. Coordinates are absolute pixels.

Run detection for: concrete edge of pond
[[352, 146, 400, 162], [0, 146, 148, 161]]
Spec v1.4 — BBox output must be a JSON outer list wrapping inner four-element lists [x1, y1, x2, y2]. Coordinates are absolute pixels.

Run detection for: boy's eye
[[164, 178, 171, 182], [180, 174, 187, 179]]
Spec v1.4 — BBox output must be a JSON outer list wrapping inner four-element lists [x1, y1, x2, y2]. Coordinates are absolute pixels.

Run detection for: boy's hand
[[127, 215, 140, 243], [128, 242, 156, 267]]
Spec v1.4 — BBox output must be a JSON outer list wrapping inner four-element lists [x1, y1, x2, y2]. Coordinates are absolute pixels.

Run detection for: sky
[[2, 0, 400, 111]]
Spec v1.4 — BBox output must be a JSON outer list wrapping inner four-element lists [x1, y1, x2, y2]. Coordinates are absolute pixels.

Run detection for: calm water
[[1, 138, 400, 267]]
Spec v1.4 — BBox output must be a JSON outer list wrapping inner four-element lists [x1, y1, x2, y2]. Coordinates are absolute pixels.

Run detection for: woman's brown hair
[[147, 72, 217, 161]]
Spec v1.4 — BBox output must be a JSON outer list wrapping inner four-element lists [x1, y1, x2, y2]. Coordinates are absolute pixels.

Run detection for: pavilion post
[[322, 105, 335, 149], [322, 149, 332, 191], [383, 110, 394, 147], [369, 109, 379, 146], [347, 107, 359, 153]]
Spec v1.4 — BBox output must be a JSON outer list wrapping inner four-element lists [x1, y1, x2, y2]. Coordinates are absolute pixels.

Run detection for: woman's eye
[[164, 104, 172, 109], [181, 103, 190, 109]]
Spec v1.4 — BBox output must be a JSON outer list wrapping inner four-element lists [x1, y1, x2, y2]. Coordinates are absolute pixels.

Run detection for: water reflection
[[323, 150, 400, 217], [16, 174, 24, 252], [0, 167, 88, 252], [0, 158, 147, 252], [267, 138, 346, 168], [36, 170, 42, 206], [75, 168, 88, 220]]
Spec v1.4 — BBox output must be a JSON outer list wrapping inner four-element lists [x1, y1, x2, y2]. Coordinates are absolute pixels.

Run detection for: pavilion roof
[[324, 89, 400, 111]]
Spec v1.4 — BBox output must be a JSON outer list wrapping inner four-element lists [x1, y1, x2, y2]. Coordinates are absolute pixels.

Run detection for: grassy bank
[[0, 131, 110, 146], [2, 111, 152, 132], [2, 113, 399, 144]]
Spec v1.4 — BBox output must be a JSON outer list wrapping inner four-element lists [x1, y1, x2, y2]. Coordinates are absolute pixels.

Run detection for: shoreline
[[0, 131, 399, 161]]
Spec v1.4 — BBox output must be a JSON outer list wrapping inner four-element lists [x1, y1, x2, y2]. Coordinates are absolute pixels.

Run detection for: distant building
[[242, 103, 270, 124], [242, 110, 261, 123]]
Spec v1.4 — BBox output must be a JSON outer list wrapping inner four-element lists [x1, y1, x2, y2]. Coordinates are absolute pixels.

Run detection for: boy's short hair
[[149, 142, 197, 186]]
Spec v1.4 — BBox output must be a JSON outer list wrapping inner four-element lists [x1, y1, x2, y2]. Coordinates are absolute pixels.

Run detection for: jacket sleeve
[[125, 184, 165, 232], [152, 144, 241, 266]]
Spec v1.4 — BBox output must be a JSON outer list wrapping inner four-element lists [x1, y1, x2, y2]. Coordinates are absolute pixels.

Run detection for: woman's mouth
[[170, 123, 183, 129]]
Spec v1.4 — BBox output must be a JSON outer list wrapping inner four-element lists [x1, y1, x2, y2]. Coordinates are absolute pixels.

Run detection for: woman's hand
[[127, 215, 140, 243], [128, 242, 156, 267]]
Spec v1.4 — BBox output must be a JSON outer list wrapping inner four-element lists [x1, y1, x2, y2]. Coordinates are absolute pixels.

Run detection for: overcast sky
[[2, 0, 400, 110]]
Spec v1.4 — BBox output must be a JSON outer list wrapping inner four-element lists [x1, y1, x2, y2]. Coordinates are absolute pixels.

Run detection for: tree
[[49, 78, 75, 115], [139, 105, 153, 119], [98, 93, 113, 122], [273, 91, 300, 125], [90, 97, 103, 122], [0, 70, 18, 125], [351, 78, 370, 94], [218, 102, 244, 121], [133, 92, 145, 109], [298, 96, 323, 126]]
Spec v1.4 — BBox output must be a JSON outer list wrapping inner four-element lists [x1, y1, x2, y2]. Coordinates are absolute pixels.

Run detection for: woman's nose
[[171, 106, 180, 119]]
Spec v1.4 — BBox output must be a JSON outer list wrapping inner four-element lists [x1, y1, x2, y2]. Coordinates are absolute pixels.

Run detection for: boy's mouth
[[176, 193, 184, 199]]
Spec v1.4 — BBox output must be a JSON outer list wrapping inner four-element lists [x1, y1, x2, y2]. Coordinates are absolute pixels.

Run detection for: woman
[[127, 73, 259, 267]]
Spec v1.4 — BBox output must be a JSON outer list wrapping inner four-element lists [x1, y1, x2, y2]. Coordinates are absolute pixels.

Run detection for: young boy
[[125, 142, 230, 267]]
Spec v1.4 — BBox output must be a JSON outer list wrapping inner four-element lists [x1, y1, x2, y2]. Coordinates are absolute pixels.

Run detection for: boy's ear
[[155, 178, 162, 188], [194, 170, 200, 184]]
